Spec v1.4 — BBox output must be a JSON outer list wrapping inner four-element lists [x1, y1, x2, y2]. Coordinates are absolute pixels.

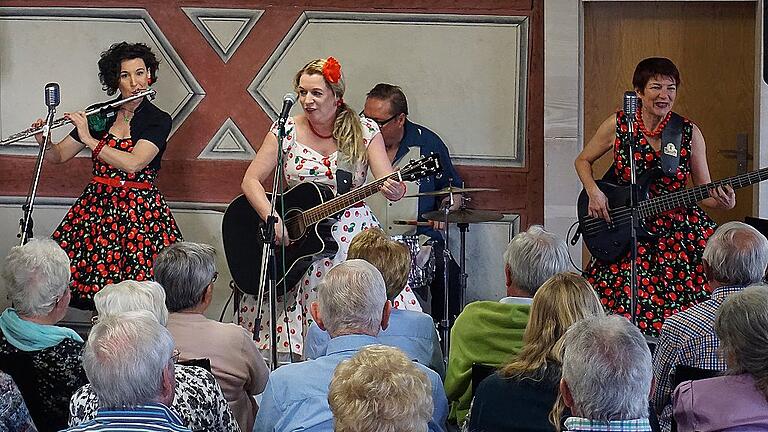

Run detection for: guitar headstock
[[399, 153, 441, 182]]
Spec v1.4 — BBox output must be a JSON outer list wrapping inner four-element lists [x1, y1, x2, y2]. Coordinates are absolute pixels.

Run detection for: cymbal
[[422, 208, 504, 224], [404, 186, 499, 198]]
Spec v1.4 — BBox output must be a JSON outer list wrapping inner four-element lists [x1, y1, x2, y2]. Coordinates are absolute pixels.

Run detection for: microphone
[[44, 82, 60, 109], [42, 83, 61, 139], [623, 91, 638, 134], [279, 93, 296, 122]]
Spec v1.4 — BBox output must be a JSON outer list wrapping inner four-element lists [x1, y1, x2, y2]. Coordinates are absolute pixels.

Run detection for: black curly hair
[[98, 42, 160, 95]]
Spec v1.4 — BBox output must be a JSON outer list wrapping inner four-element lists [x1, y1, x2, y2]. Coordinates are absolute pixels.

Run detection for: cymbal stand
[[457, 220, 469, 309], [439, 185, 455, 364]]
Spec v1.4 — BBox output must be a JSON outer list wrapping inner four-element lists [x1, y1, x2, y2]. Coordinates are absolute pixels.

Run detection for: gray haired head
[[83, 310, 175, 408], [562, 315, 652, 420], [94, 280, 169, 326], [317, 259, 387, 337], [715, 284, 768, 398], [703, 221, 768, 285], [153, 242, 217, 313], [2, 239, 70, 316], [504, 225, 570, 296]]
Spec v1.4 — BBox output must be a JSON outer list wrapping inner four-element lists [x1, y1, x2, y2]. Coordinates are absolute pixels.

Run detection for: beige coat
[[167, 312, 269, 432]]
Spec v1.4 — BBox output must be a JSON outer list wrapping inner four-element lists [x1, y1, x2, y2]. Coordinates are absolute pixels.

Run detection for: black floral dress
[[584, 111, 717, 336], [0, 333, 87, 432], [52, 100, 182, 310]]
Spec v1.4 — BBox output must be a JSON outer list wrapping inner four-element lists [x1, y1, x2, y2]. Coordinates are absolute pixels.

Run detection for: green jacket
[[444, 300, 531, 424]]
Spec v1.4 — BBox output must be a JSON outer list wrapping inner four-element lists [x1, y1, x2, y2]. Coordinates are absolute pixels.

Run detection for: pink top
[[674, 374, 768, 431]]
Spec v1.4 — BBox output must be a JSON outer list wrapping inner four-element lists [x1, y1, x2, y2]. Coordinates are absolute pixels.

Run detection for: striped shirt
[[564, 417, 652, 431], [62, 403, 191, 432], [651, 284, 745, 432]]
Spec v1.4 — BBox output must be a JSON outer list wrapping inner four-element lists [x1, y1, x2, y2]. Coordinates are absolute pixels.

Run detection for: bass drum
[[391, 235, 436, 290]]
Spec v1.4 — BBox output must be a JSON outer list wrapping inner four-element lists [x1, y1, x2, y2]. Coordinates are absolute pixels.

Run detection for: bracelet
[[91, 140, 106, 159]]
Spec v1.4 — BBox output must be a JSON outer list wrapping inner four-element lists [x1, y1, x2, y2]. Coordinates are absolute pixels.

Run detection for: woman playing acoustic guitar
[[574, 57, 735, 336], [240, 57, 405, 357]]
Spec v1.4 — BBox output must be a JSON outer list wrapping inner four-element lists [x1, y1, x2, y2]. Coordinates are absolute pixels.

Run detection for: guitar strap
[[601, 112, 685, 181], [659, 112, 684, 176]]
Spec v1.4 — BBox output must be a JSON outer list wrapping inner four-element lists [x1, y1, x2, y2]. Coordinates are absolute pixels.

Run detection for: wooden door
[[584, 2, 756, 227]]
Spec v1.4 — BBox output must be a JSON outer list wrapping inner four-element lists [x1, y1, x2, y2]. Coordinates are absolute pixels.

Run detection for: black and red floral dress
[[52, 99, 182, 310], [584, 110, 717, 336]]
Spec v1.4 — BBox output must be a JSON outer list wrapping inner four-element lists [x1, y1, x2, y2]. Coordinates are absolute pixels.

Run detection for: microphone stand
[[18, 106, 56, 245], [254, 115, 288, 370], [626, 101, 640, 325]]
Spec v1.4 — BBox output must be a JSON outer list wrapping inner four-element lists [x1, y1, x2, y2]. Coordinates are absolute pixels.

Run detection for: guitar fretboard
[[288, 171, 401, 227], [638, 167, 768, 218]]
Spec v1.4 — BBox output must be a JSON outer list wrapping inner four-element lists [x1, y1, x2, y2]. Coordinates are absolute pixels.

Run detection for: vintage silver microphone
[[623, 91, 638, 135]]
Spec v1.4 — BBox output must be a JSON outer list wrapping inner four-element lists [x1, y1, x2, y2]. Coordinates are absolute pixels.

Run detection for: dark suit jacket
[[466, 366, 560, 432]]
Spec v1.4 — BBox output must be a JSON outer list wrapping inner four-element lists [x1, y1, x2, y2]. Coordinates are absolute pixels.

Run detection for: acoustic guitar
[[222, 154, 441, 295]]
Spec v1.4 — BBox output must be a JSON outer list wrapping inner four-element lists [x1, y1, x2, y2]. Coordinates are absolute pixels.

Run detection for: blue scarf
[[0, 308, 83, 352]]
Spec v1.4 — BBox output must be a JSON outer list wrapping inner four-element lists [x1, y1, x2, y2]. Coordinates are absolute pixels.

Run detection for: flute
[[0, 88, 156, 146]]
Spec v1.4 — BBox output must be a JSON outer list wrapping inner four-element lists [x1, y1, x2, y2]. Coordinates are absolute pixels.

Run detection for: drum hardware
[[393, 220, 433, 227], [403, 186, 499, 198], [391, 235, 436, 293], [419, 183, 501, 363], [422, 208, 503, 224], [1, 88, 157, 146]]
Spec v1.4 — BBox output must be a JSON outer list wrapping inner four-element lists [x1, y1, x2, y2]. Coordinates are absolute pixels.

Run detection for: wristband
[[92, 140, 106, 159]]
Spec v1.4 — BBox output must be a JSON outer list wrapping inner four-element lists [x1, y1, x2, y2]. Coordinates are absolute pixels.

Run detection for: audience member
[[466, 273, 604, 432], [329, 344, 433, 432], [62, 311, 190, 432], [444, 225, 569, 424], [673, 285, 768, 430], [68, 280, 239, 432], [154, 242, 268, 432], [652, 221, 768, 431], [0, 239, 87, 432], [560, 315, 653, 432], [0, 371, 37, 432], [254, 260, 448, 432], [304, 228, 444, 377]]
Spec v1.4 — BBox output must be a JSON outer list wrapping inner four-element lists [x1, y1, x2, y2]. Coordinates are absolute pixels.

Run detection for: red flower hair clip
[[322, 57, 342, 84]]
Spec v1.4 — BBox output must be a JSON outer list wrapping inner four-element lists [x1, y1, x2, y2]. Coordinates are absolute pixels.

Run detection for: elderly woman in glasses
[[0, 239, 88, 432], [154, 241, 269, 432], [67, 280, 240, 432]]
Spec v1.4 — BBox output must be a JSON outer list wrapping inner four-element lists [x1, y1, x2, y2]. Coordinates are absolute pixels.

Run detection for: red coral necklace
[[307, 120, 333, 139], [635, 106, 671, 139]]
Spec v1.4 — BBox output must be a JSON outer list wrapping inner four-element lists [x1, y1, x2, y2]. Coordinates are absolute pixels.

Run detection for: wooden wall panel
[[0, 0, 544, 226]]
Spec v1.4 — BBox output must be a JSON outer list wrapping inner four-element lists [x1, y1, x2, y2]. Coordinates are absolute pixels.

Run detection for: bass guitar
[[577, 166, 768, 262], [222, 154, 441, 295]]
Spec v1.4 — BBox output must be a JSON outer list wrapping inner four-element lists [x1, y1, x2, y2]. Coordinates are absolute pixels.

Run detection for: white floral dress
[[239, 116, 389, 355]]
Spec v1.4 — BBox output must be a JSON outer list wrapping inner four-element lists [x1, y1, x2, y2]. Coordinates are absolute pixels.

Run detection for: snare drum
[[391, 235, 436, 289]]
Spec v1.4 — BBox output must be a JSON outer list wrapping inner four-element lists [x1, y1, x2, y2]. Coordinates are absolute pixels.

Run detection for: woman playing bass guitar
[[574, 57, 734, 336]]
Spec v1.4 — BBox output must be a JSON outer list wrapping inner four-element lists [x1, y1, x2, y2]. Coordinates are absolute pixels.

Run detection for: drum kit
[[391, 185, 503, 359]]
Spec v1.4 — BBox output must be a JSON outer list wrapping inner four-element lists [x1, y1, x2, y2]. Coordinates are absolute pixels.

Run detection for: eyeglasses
[[210, 272, 218, 285], [360, 111, 400, 128], [171, 349, 181, 364]]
